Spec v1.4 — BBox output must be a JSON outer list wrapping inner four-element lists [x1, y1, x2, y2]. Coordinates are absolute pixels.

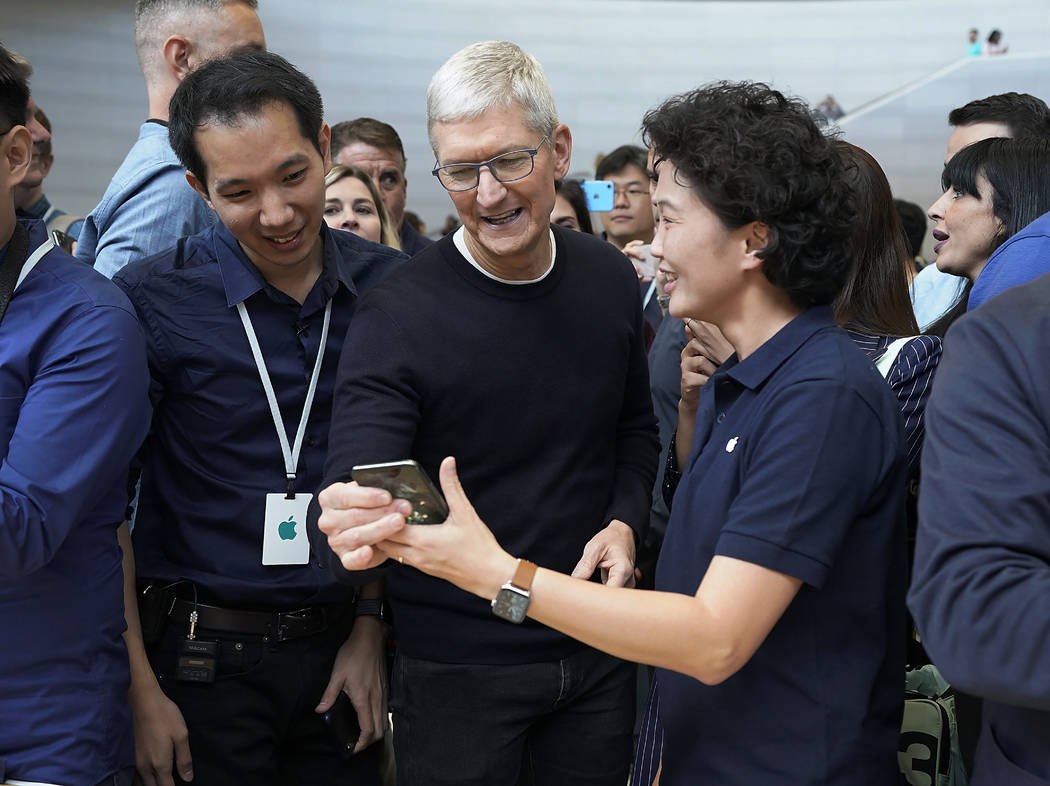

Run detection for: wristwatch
[[491, 559, 537, 624], [355, 597, 391, 624]]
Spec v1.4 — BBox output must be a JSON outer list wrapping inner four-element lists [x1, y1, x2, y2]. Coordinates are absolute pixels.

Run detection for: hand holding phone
[[322, 691, 361, 759], [351, 460, 448, 524]]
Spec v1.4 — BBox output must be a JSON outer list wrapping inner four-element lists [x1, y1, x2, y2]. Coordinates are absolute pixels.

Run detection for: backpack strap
[[47, 212, 84, 235]]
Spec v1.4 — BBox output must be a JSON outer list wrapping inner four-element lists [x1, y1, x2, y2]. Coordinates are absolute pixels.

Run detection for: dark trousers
[[94, 767, 134, 786], [391, 647, 635, 786], [150, 613, 381, 786]]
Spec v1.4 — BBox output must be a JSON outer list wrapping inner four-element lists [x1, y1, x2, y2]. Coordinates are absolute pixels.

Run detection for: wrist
[[478, 551, 520, 601]]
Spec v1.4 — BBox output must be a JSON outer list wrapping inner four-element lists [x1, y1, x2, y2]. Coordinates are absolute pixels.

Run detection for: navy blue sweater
[[316, 226, 658, 663]]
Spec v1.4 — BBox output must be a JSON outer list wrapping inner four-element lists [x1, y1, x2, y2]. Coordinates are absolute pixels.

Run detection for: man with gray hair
[[75, 0, 264, 276], [312, 40, 658, 784]]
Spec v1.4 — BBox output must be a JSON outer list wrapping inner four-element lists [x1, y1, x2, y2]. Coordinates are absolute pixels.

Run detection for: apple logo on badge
[[278, 517, 298, 540]]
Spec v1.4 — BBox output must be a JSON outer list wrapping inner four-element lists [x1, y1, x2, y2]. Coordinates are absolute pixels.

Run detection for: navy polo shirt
[[655, 307, 907, 785], [115, 222, 403, 608]]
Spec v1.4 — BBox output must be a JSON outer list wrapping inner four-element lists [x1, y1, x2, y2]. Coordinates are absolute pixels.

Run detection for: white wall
[[7, 0, 1050, 229]]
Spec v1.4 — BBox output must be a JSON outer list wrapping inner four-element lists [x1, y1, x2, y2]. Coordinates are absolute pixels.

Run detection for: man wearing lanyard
[[112, 52, 403, 785], [0, 46, 151, 786]]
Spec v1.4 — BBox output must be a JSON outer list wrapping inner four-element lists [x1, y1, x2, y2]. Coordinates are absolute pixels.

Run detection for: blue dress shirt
[[654, 307, 907, 785], [910, 263, 966, 330], [0, 219, 150, 786], [77, 121, 217, 278], [114, 221, 403, 608]]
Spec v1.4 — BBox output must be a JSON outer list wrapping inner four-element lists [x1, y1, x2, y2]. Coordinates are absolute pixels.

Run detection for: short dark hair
[[168, 50, 323, 189], [596, 144, 648, 180], [893, 199, 926, 258], [0, 43, 31, 133], [642, 81, 854, 308], [948, 93, 1050, 140], [554, 178, 594, 234], [942, 136, 1050, 244], [330, 117, 406, 169]]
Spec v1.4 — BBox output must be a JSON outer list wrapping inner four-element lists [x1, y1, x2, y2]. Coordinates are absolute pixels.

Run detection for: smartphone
[[351, 459, 449, 525], [581, 180, 614, 212], [322, 691, 360, 759], [50, 229, 75, 254]]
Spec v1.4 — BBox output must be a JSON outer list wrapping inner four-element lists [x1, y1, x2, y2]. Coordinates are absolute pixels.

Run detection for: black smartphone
[[351, 459, 449, 524], [50, 229, 75, 254], [322, 691, 360, 759]]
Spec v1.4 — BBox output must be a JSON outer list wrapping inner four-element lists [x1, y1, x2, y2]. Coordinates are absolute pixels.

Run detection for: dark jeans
[[150, 612, 381, 786], [391, 647, 635, 786], [94, 767, 134, 786]]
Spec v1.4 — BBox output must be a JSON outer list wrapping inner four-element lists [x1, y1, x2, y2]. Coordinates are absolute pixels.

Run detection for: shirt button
[[717, 412, 726, 423], [307, 437, 318, 447]]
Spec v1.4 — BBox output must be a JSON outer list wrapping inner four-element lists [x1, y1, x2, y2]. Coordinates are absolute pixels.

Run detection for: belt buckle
[[277, 607, 324, 641]]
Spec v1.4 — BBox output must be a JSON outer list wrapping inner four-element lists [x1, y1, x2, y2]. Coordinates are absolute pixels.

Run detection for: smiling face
[[599, 164, 655, 248], [926, 172, 1002, 281], [431, 101, 571, 279], [651, 160, 749, 323], [187, 101, 331, 284], [335, 141, 406, 228], [324, 174, 383, 244]]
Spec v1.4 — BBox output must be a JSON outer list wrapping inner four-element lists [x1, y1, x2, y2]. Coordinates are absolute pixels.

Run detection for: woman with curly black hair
[[323, 82, 909, 785]]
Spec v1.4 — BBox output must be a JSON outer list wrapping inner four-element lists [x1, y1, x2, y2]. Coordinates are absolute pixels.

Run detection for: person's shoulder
[[331, 228, 408, 268], [31, 246, 138, 317], [786, 326, 899, 408], [957, 271, 1050, 345], [112, 226, 220, 295], [108, 123, 182, 184], [554, 225, 641, 289]]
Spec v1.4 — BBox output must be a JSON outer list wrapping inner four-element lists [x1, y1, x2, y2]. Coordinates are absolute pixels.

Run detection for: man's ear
[[318, 122, 333, 176], [739, 222, 772, 271], [551, 123, 572, 181], [185, 170, 213, 208], [2, 127, 34, 189], [162, 34, 194, 82]]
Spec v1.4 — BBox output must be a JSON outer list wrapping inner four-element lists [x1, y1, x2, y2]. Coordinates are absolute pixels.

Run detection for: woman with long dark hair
[[926, 137, 1050, 336], [832, 141, 941, 472]]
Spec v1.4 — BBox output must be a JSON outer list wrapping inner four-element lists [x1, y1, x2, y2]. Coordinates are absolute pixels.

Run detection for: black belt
[[169, 598, 341, 642]]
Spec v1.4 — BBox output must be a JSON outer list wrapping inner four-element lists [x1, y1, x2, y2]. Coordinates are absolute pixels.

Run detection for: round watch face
[[492, 586, 529, 624]]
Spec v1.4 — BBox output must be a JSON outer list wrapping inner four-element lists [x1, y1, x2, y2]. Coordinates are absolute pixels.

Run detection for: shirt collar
[[213, 221, 357, 308], [721, 306, 837, 391], [16, 194, 51, 221]]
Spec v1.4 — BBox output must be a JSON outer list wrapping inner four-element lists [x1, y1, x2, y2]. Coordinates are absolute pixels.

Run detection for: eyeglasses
[[432, 145, 544, 192], [613, 187, 650, 201]]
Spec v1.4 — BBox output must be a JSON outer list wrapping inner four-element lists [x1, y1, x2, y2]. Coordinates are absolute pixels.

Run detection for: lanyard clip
[[285, 475, 296, 500]]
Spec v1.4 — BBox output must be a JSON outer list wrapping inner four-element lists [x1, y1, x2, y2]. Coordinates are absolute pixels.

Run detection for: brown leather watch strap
[[510, 559, 538, 592]]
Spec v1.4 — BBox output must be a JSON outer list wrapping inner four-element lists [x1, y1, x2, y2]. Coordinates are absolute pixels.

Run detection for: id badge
[[262, 493, 312, 565]]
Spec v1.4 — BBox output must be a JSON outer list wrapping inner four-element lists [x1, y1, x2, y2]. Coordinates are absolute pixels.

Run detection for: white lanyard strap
[[236, 298, 332, 497], [15, 238, 56, 291], [642, 279, 657, 309]]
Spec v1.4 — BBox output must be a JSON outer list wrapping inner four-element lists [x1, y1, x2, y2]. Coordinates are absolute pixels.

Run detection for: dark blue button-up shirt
[[114, 222, 403, 607], [1, 219, 150, 786], [654, 307, 907, 786]]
